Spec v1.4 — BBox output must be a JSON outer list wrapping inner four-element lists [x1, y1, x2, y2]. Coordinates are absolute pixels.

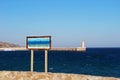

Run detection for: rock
[[0, 71, 119, 80]]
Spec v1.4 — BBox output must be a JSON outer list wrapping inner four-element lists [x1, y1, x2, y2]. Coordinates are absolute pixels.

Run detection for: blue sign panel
[[26, 36, 51, 50]]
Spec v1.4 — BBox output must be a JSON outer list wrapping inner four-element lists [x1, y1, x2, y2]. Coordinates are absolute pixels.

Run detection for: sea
[[0, 48, 120, 78]]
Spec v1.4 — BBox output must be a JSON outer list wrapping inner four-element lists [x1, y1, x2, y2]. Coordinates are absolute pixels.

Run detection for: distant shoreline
[[0, 42, 20, 48]]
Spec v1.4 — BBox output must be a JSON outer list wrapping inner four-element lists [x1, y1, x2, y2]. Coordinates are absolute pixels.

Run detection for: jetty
[[0, 47, 86, 51], [51, 47, 86, 51], [0, 41, 86, 51]]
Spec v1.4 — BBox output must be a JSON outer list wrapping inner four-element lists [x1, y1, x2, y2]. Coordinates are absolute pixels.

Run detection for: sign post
[[31, 50, 34, 72], [26, 36, 51, 73], [45, 50, 48, 73]]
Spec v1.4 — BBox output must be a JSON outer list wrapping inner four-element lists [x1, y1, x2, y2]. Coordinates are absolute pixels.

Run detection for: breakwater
[[0, 47, 86, 51]]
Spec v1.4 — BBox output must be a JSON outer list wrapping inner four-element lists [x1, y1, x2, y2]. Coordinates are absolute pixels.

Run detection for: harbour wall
[[0, 47, 86, 51]]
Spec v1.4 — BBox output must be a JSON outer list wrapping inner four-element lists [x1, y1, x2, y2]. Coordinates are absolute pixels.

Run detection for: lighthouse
[[77, 41, 86, 51], [81, 40, 85, 48]]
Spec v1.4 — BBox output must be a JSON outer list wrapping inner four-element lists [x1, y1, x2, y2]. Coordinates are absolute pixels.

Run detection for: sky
[[0, 0, 120, 47]]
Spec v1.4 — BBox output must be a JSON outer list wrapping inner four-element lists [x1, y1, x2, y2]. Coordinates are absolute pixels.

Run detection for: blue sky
[[0, 0, 120, 47]]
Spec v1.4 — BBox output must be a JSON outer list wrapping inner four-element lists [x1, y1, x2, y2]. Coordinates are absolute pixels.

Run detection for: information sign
[[26, 36, 51, 50]]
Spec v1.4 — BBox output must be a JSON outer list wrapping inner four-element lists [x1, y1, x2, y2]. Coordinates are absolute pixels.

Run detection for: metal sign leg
[[45, 50, 48, 73], [31, 50, 34, 72]]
